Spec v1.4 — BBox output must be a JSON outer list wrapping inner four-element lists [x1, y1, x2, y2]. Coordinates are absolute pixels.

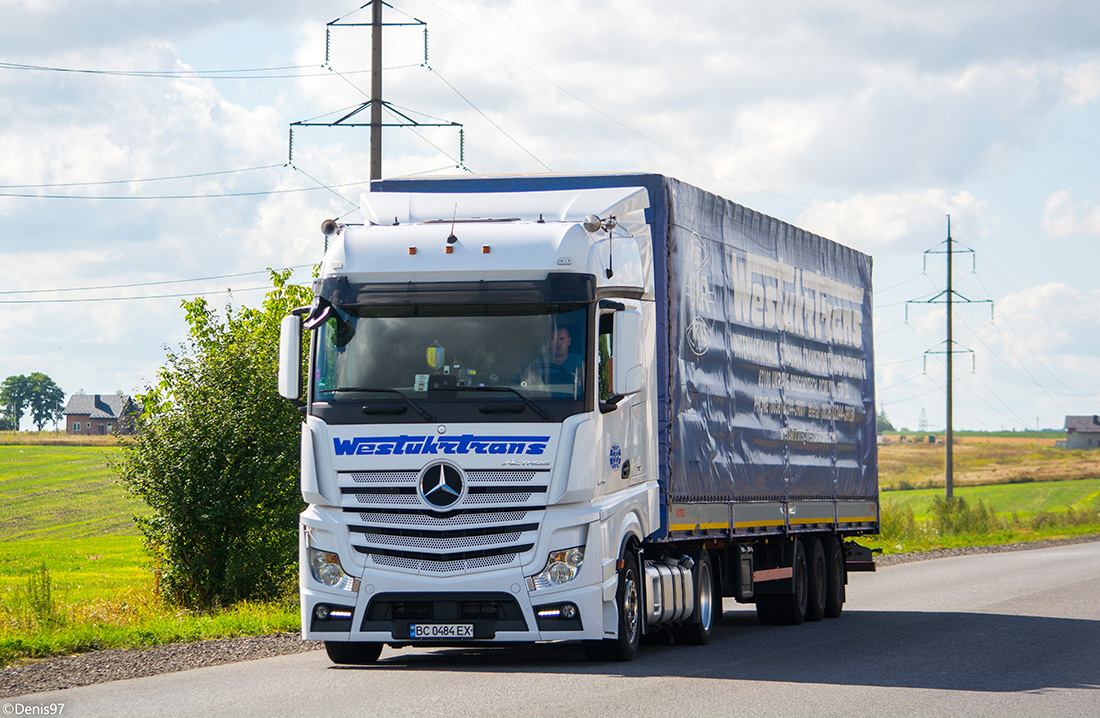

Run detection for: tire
[[822, 536, 846, 618], [585, 549, 641, 661], [672, 550, 715, 645], [324, 641, 382, 665], [804, 537, 827, 623], [755, 538, 807, 626]]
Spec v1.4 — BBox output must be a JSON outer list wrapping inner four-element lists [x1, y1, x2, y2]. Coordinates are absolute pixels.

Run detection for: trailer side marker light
[[482, 245, 491, 254], [445, 245, 454, 254]]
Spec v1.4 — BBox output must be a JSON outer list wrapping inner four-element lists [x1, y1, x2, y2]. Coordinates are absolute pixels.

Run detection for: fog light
[[315, 604, 331, 620], [560, 603, 577, 619]]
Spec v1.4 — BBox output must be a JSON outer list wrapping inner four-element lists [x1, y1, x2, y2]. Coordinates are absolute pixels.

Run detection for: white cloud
[[1043, 190, 1100, 238], [793, 189, 993, 253]]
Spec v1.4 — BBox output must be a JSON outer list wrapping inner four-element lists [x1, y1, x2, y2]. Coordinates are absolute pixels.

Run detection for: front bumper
[[302, 568, 606, 643], [300, 509, 611, 644]]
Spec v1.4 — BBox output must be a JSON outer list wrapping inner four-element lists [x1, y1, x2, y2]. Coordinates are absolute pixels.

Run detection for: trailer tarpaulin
[[664, 179, 877, 503]]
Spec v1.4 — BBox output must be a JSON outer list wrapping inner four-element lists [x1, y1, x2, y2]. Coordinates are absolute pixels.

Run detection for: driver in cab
[[524, 326, 583, 395]]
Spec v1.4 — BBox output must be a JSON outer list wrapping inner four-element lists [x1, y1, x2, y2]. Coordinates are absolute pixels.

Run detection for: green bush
[[17, 564, 62, 630], [929, 495, 1002, 535], [879, 500, 921, 540], [116, 271, 311, 609]]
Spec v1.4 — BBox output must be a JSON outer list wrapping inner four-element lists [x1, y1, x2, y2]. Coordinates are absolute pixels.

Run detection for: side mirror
[[278, 314, 303, 400], [612, 310, 644, 396]]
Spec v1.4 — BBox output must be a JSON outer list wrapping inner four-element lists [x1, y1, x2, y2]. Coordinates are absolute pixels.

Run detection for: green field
[[0, 445, 152, 602], [0, 445, 295, 665], [879, 478, 1100, 521], [0, 445, 145, 540]]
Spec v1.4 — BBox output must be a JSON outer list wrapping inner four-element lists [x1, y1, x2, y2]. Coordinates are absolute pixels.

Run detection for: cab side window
[[598, 312, 615, 405]]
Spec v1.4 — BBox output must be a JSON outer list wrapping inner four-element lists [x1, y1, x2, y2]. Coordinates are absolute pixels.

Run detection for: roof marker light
[[482, 245, 491, 254], [409, 247, 417, 255], [445, 245, 454, 254]]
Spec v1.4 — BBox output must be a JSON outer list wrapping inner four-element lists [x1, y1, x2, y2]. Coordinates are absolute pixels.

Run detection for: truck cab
[[281, 186, 662, 662]]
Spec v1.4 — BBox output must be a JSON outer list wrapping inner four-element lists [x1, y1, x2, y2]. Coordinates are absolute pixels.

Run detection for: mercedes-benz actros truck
[[278, 173, 878, 664]]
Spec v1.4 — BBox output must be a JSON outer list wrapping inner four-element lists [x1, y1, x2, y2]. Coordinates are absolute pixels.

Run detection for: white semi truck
[[278, 173, 878, 664]]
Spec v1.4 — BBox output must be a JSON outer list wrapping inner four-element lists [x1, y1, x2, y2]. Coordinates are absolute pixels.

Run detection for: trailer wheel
[[585, 549, 641, 661], [324, 641, 382, 665], [755, 538, 808, 626], [823, 536, 846, 618], [804, 537, 827, 622], [672, 549, 715, 645]]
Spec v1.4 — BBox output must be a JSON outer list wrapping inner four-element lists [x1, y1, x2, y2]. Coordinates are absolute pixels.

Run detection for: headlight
[[528, 547, 585, 591], [308, 548, 360, 592]]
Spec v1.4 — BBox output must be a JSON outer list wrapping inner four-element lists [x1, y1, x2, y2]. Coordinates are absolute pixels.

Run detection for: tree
[[27, 373, 65, 431], [876, 407, 896, 434], [1, 374, 33, 430], [116, 270, 312, 609]]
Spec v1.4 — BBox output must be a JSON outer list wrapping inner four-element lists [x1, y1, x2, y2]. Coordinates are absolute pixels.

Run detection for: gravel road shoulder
[[3, 535, 1098, 699]]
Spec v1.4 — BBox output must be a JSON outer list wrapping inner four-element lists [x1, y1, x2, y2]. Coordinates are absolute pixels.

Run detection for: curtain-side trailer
[[278, 173, 878, 663]]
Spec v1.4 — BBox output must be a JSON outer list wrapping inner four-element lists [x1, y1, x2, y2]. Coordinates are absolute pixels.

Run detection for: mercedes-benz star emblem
[[419, 463, 464, 509]]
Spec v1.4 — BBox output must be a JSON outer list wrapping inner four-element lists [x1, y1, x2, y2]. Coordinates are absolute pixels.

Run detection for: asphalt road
[[7, 542, 1099, 718]]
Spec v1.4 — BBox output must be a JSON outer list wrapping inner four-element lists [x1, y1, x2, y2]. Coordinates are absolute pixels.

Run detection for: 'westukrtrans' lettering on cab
[[333, 434, 550, 457]]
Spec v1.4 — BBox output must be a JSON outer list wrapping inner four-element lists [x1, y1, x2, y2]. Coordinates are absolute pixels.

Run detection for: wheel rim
[[698, 566, 713, 630], [623, 571, 639, 639]]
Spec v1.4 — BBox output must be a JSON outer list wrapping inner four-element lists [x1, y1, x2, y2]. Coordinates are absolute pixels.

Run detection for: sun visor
[[361, 187, 649, 226]]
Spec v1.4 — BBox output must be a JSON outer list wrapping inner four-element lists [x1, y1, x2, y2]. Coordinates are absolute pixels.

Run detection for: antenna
[[447, 204, 458, 244]]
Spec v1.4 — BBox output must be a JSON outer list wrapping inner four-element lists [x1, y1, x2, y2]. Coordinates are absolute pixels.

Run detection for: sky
[[2, 0, 1099, 433]]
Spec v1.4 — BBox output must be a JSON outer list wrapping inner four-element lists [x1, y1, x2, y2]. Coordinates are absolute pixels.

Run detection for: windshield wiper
[[332, 387, 434, 421], [454, 385, 551, 420]]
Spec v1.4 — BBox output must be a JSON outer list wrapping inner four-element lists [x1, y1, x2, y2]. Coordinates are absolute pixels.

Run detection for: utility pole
[[945, 216, 954, 498], [370, 0, 383, 181], [906, 216, 992, 500], [289, 3, 463, 184]]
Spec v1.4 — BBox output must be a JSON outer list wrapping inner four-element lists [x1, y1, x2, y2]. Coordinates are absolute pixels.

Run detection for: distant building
[[1057, 415, 1100, 449], [63, 394, 139, 435]]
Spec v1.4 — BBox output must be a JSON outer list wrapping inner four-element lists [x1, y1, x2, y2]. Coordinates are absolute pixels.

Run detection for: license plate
[[409, 623, 474, 639]]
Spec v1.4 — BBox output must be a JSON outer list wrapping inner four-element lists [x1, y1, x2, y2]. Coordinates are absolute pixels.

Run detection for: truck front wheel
[[585, 550, 641, 661], [324, 641, 382, 665]]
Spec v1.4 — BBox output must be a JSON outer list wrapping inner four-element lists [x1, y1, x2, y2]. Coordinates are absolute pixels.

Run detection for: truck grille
[[339, 469, 550, 574]]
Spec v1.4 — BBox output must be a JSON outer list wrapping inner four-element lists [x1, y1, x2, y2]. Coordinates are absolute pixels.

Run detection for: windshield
[[313, 304, 589, 409]]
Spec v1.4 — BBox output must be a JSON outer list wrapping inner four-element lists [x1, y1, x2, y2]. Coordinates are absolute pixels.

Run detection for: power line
[[0, 60, 367, 80], [424, 64, 551, 172], [0, 178, 370, 200], [0, 164, 283, 190], [0, 284, 311, 305], [0, 265, 313, 296]]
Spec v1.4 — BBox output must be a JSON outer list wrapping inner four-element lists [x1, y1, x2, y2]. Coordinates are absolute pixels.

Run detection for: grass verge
[[0, 535, 301, 667], [865, 482, 1100, 554], [0, 445, 297, 667]]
